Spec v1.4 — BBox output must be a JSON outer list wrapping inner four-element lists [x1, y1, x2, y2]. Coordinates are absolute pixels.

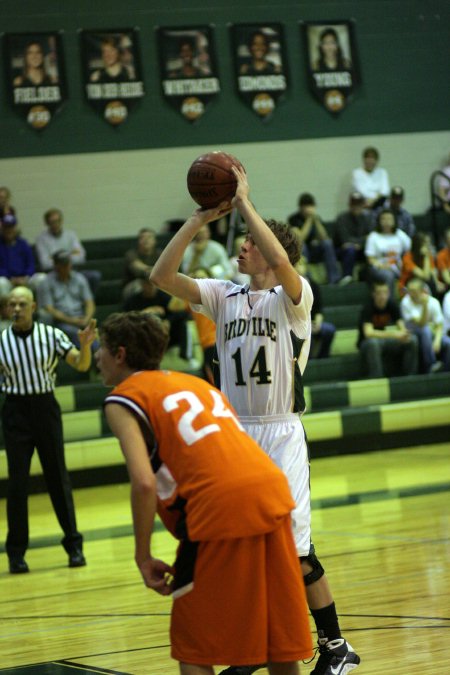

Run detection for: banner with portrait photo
[[231, 23, 288, 119], [80, 29, 144, 126], [3, 32, 67, 130], [158, 26, 220, 122], [302, 20, 360, 115]]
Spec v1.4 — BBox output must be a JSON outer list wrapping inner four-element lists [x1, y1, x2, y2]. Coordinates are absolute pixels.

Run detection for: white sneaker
[[338, 275, 353, 286], [310, 638, 360, 674]]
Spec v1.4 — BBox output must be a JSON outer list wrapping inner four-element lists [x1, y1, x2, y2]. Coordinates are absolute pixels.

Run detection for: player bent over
[[151, 166, 360, 675], [97, 311, 313, 675]]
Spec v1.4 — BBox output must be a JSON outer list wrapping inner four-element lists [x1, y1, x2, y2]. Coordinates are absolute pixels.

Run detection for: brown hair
[[99, 311, 169, 370], [44, 208, 62, 224], [410, 232, 428, 267], [375, 208, 397, 233], [266, 218, 302, 265], [363, 146, 380, 160]]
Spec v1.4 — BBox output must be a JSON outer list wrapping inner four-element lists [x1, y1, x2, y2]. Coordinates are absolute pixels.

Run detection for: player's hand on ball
[[231, 165, 249, 205], [139, 556, 175, 595], [193, 201, 233, 222]]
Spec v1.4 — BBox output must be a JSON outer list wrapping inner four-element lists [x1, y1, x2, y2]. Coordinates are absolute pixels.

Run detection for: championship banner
[[302, 21, 360, 115], [4, 32, 67, 130], [231, 23, 288, 119], [80, 29, 144, 126], [157, 26, 220, 122]]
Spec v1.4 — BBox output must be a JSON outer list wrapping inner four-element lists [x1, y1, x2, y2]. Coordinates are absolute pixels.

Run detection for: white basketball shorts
[[240, 413, 311, 557]]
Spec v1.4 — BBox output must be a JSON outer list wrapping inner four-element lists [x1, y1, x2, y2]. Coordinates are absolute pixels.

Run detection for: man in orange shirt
[[96, 311, 313, 675]]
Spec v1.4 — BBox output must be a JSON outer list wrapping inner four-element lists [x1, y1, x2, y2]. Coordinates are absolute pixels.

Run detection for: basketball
[[187, 151, 245, 209]]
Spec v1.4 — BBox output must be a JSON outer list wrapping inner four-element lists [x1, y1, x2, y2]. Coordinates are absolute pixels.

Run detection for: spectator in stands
[[442, 288, 450, 337], [373, 186, 415, 238], [0, 214, 40, 297], [436, 227, 450, 291], [181, 224, 233, 279], [334, 191, 373, 284], [0, 187, 16, 220], [0, 296, 11, 331], [352, 147, 390, 209], [123, 278, 194, 365], [123, 228, 161, 299], [399, 232, 444, 298], [288, 192, 340, 283], [437, 152, 450, 218], [297, 256, 336, 358], [35, 208, 101, 294], [37, 250, 96, 348], [189, 268, 217, 384], [357, 281, 418, 378], [400, 278, 450, 373], [365, 208, 411, 294]]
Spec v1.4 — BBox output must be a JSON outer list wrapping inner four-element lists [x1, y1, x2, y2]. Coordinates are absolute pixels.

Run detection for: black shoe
[[68, 549, 86, 567], [218, 667, 265, 675], [9, 556, 29, 574]]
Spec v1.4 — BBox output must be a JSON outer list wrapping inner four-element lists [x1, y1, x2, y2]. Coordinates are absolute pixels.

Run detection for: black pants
[[2, 393, 82, 558]]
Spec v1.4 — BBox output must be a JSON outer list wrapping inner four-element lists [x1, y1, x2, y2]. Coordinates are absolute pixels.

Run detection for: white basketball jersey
[[192, 277, 312, 417]]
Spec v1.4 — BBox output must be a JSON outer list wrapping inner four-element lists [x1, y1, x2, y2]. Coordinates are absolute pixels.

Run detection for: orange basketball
[[187, 151, 245, 209]]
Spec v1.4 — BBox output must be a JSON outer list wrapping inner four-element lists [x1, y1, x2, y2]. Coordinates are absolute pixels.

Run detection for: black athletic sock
[[310, 602, 341, 642]]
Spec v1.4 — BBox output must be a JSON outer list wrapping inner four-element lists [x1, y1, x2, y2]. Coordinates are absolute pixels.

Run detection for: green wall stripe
[[348, 378, 390, 408], [74, 383, 110, 410], [389, 372, 450, 403], [309, 382, 349, 411], [303, 411, 343, 441], [381, 398, 450, 433], [54, 385, 75, 412], [341, 407, 382, 438]]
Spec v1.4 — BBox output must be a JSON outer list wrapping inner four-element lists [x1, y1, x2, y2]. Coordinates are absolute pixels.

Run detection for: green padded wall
[[1, 0, 449, 158]]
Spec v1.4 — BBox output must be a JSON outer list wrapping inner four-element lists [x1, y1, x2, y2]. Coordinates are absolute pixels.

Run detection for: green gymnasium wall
[[1, 0, 449, 159]]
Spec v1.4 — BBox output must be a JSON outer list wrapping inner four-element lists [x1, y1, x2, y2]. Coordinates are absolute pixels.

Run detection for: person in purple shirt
[[0, 215, 41, 298]]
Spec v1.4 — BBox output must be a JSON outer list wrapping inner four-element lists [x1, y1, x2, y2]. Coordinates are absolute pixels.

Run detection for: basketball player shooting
[[150, 165, 360, 675]]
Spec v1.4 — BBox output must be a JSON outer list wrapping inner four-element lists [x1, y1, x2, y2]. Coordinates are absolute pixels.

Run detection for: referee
[[0, 286, 97, 574]]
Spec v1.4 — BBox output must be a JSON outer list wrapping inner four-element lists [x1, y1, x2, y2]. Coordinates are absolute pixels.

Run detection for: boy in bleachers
[[357, 281, 418, 378], [334, 191, 372, 284], [296, 256, 336, 358], [288, 192, 340, 284]]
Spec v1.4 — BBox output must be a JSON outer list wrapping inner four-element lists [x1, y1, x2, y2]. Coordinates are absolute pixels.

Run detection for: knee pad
[[300, 552, 325, 586]]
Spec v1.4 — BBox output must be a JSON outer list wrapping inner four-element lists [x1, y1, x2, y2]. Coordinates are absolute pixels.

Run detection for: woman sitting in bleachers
[[365, 208, 410, 294], [399, 232, 445, 298]]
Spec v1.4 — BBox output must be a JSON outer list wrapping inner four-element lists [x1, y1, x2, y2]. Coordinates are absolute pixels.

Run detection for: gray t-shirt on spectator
[[35, 230, 86, 271], [38, 270, 93, 317]]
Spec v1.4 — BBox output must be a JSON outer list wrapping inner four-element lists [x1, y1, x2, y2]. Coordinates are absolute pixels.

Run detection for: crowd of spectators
[[0, 146, 449, 379]]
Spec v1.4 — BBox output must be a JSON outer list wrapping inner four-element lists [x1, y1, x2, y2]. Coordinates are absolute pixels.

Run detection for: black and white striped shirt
[[0, 323, 73, 395]]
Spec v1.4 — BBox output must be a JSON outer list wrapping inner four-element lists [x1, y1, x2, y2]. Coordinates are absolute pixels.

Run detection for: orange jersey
[[191, 310, 216, 349], [105, 370, 294, 542], [436, 247, 450, 273]]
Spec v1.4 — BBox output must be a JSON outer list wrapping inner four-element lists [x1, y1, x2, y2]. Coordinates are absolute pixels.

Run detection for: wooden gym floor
[[0, 442, 449, 674]]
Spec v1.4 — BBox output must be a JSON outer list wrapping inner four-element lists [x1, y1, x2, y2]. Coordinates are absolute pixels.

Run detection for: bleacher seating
[[0, 372, 448, 497], [1, 225, 447, 497]]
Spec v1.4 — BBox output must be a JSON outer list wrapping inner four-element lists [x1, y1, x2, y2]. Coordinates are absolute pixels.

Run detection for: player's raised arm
[[232, 166, 303, 303], [150, 204, 230, 304]]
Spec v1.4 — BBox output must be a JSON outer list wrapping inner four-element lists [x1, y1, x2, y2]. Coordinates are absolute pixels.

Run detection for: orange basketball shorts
[[170, 514, 313, 666]]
